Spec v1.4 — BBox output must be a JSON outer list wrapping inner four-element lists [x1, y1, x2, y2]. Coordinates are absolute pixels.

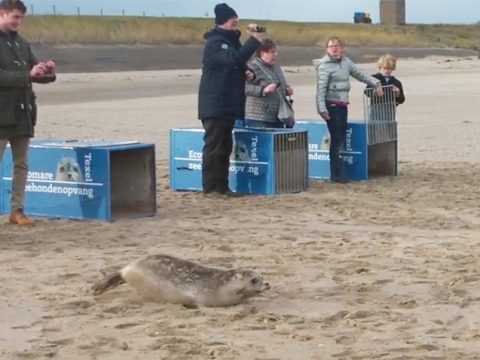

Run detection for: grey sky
[[24, 1, 480, 24]]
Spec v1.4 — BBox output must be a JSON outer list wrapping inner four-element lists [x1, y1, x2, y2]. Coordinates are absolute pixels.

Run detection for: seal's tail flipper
[[92, 272, 125, 295]]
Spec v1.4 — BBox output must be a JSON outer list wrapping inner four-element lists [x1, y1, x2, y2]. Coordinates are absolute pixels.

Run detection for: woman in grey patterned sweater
[[244, 39, 293, 128]]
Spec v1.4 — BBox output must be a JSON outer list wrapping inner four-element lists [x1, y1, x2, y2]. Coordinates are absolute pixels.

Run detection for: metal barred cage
[[362, 84, 399, 176], [363, 85, 398, 145], [274, 131, 308, 193]]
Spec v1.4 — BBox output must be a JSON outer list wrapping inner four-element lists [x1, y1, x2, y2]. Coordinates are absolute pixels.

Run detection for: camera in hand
[[247, 25, 266, 33], [45, 65, 54, 75], [43, 63, 56, 80]]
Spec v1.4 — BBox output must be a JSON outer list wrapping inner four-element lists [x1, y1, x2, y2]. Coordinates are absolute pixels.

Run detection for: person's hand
[[245, 69, 255, 82], [286, 85, 293, 96], [392, 85, 400, 95], [375, 84, 384, 97], [263, 83, 278, 95], [44, 60, 57, 75], [320, 111, 330, 121], [30, 63, 46, 79], [247, 23, 264, 40]]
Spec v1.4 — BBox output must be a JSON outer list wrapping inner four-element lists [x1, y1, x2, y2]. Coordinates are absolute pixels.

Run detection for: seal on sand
[[92, 254, 270, 308]]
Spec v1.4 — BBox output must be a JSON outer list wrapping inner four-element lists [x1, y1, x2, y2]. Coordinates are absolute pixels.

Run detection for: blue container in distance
[[0, 139, 156, 221]]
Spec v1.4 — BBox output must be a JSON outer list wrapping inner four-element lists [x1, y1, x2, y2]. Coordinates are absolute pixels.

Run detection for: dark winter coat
[[198, 27, 260, 121], [370, 73, 405, 106], [0, 31, 54, 139]]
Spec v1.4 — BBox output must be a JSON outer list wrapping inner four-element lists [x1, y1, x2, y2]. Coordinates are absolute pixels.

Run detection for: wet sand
[[0, 49, 479, 359]]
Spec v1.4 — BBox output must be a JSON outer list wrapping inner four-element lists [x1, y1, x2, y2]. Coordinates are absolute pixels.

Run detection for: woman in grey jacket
[[313, 37, 383, 183], [244, 39, 293, 128]]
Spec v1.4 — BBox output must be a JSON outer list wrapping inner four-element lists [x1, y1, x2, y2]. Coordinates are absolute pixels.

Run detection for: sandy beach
[[1, 49, 479, 359]]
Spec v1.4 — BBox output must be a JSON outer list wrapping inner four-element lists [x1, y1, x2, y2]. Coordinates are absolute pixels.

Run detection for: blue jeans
[[326, 103, 348, 180]]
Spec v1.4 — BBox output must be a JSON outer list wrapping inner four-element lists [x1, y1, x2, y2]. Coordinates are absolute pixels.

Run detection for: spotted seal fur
[[92, 254, 270, 308]]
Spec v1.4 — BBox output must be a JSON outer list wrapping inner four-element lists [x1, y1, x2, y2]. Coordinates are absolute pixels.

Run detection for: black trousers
[[201, 117, 235, 193], [326, 103, 348, 181]]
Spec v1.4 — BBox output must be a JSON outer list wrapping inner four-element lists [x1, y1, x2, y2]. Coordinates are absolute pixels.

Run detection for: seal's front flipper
[[92, 272, 125, 295], [181, 298, 199, 309]]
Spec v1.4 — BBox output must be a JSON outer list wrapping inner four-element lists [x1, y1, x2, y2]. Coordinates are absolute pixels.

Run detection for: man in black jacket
[[0, 0, 56, 225], [198, 3, 262, 197]]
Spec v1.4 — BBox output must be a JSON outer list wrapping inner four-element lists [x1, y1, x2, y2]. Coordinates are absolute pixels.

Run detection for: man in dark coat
[[0, 0, 56, 225], [198, 3, 262, 196]]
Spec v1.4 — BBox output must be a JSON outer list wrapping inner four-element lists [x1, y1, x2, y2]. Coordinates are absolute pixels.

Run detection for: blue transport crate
[[170, 128, 308, 195], [0, 139, 156, 221], [294, 120, 368, 181], [0, 160, 3, 213]]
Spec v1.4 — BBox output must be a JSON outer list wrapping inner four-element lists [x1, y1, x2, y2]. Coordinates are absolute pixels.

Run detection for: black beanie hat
[[214, 3, 238, 25]]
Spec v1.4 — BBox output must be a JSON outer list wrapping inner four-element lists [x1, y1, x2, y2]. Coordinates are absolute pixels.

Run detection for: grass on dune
[[22, 16, 480, 50]]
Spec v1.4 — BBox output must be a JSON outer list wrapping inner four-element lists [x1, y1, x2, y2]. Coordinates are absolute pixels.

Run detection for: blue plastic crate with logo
[[170, 127, 308, 195], [0, 139, 156, 221], [294, 120, 368, 181]]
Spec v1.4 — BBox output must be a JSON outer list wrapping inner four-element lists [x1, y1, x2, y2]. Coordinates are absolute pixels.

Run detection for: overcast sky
[[24, 0, 480, 24]]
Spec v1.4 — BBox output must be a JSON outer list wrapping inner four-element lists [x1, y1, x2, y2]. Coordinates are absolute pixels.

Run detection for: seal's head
[[230, 269, 270, 297]]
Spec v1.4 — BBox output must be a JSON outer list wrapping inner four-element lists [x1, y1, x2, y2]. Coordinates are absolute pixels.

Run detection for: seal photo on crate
[[232, 139, 251, 161], [55, 157, 84, 182]]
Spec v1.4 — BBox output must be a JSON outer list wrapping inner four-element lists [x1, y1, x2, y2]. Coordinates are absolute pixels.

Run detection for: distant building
[[380, 0, 406, 25]]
